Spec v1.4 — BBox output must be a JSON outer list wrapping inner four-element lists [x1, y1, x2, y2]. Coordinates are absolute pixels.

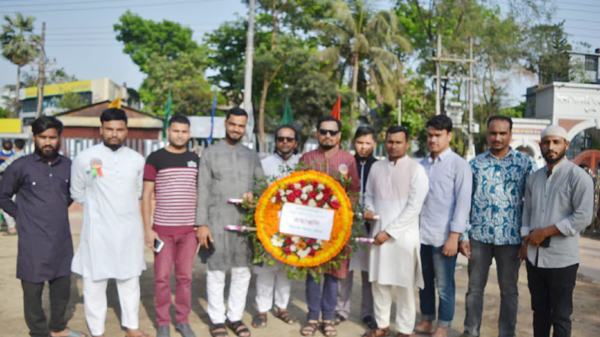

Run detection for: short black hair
[[353, 126, 375, 142], [386, 125, 409, 141], [317, 116, 342, 131], [2, 140, 11, 150], [426, 115, 452, 132], [100, 108, 128, 125], [168, 114, 190, 127], [226, 107, 248, 120], [275, 124, 299, 141], [487, 115, 513, 130], [32, 116, 64, 135], [14, 139, 25, 150]]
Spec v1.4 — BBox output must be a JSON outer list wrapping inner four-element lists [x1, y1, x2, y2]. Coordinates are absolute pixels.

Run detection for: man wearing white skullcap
[[521, 125, 594, 337]]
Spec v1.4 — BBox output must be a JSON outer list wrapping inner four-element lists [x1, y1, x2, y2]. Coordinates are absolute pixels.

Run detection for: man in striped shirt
[[142, 115, 199, 337]]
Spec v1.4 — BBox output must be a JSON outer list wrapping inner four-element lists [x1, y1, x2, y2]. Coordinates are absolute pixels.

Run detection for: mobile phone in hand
[[154, 238, 164, 253]]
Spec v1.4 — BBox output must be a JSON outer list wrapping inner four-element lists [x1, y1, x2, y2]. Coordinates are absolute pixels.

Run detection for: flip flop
[[412, 328, 434, 335]]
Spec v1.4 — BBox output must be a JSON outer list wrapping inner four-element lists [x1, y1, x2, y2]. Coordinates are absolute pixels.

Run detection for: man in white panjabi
[[362, 126, 429, 337], [252, 125, 301, 328], [70, 108, 148, 337]]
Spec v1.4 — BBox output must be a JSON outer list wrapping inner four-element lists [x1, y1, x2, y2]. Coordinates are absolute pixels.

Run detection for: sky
[[0, 0, 599, 108]]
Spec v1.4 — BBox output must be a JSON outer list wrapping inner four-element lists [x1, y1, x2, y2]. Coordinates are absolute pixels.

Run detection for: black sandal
[[227, 320, 251, 337], [300, 320, 319, 336], [252, 312, 267, 328], [274, 308, 296, 324], [322, 320, 338, 336], [210, 323, 229, 337]]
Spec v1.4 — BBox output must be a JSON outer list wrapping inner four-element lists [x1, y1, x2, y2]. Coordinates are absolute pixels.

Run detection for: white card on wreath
[[278, 202, 335, 241]]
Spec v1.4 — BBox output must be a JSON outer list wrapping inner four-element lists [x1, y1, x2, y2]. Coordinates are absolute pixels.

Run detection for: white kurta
[[71, 143, 146, 281], [366, 156, 429, 288]]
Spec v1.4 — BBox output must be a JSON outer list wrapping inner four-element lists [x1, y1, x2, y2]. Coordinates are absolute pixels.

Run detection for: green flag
[[162, 90, 172, 140], [280, 96, 293, 125]]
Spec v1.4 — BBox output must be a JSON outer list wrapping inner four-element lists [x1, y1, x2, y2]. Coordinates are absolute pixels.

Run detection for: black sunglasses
[[319, 129, 340, 136], [277, 136, 296, 142]]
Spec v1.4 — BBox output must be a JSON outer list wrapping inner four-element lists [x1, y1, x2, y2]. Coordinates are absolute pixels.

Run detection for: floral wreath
[[254, 170, 354, 268]]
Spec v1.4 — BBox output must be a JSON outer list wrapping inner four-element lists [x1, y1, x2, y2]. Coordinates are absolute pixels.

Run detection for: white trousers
[[372, 281, 416, 334], [2, 209, 15, 229], [206, 266, 251, 324], [83, 277, 140, 336], [255, 265, 291, 313]]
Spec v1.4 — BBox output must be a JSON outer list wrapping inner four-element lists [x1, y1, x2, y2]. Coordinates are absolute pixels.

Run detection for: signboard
[[0, 119, 22, 133], [188, 116, 226, 139], [278, 202, 335, 241], [21, 80, 92, 99]]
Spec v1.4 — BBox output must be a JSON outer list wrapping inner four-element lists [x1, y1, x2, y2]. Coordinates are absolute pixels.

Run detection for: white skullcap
[[541, 125, 568, 140]]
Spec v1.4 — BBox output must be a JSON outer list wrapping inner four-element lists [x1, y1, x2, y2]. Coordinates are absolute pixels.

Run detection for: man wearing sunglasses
[[252, 125, 301, 329], [299, 116, 360, 337]]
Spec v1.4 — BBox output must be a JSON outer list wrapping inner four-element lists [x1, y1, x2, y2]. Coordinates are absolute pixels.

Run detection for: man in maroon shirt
[[142, 115, 199, 337], [299, 116, 359, 336]]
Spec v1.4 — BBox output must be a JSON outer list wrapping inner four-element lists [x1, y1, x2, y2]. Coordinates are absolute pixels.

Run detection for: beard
[[35, 144, 59, 159], [103, 140, 123, 151], [320, 143, 336, 151], [226, 132, 243, 144], [543, 149, 566, 165]]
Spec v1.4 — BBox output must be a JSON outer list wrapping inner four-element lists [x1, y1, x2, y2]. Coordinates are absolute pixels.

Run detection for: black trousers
[[22, 276, 71, 337], [526, 261, 578, 337]]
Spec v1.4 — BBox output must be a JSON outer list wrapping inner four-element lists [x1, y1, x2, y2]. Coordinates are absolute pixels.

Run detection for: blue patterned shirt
[[467, 149, 536, 245]]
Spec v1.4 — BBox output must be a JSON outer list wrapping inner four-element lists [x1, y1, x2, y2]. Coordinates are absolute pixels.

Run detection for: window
[[585, 56, 597, 71]]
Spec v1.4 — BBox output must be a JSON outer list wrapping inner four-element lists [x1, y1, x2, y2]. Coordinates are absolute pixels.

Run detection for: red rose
[[285, 237, 293, 245], [308, 191, 318, 199], [309, 248, 316, 256], [306, 238, 316, 245], [276, 194, 282, 201], [300, 180, 307, 187], [323, 194, 331, 203], [287, 184, 294, 190], [317, 200, 326, 207], [330, 200, 340, 209], [283, 247, 292, 255], [311, 182, 318, 189], [287, 195, 296, 202], [302, 199, 309, 205], [292, 189, 302, 198], [323, 187, 332, 196]]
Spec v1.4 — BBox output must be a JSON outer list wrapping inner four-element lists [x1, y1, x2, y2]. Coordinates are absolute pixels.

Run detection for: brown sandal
[[322, 320, 338, 336], [300, 320, 319, 336], [252, 312, 267, 328], [362, 327, 390, 337], [275, 308, 296, 324]]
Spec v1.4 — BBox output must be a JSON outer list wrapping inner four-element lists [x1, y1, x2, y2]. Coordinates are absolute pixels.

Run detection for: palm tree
[[1, 13, 39, 117], [319, 0, 411, 132]]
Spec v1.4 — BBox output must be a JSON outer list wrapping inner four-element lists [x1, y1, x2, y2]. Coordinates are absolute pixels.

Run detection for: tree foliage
[[58, 92, 87, 111]]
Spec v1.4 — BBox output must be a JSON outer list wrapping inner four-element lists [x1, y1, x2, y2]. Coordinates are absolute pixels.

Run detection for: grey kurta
[[196, 140, 264, 270]]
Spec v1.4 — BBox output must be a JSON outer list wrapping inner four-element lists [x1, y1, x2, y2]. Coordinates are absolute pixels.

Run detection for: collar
[[34, 153, 62, 166], [428, 147, 452, 163], [485, 148, 516, 160], [355, 153, 376, 164], [545, 157, 569, 176], [100, 142, 125, 153], [387, 155, 408, 166]]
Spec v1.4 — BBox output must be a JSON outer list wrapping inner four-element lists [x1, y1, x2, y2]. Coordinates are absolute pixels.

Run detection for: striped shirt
[[144, 149, 199, 233]]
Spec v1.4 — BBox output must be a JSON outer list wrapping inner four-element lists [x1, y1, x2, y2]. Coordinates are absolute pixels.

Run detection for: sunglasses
[[277, 136, 296, 142], [319, 129, 340, 136]]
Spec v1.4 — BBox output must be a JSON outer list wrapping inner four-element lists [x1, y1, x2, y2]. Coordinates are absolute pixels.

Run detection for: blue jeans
[[306, 274, 338, 321], [419, 244, 457, 328]]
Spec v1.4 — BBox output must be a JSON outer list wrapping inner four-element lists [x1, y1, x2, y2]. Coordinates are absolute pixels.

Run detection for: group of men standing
[[0, 106, 593, 337]]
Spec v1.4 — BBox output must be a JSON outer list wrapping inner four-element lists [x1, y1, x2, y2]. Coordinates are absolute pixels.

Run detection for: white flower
[[331, 195, 337, 201], [281, 196, 288, 203], [316, 193, 324, 201], [301, 193, 308, 200], [317, 239, 323, 245], [279, 189, 286, 196], [308, 199, 317, 207], [294, 183, 302, 189], [317, 183, 325, 190], [312, 244, 320, 250], [324, 204, 330, 209], [290, 244, 297, 252], [295, 199, 302, 204], [286, 190, 293, 195], [291, 236, 301, 243], [297, 248, 311, 259], [271, 196, 277, 203], [302, 185, 314, 193], [271, 235, 284, 248]]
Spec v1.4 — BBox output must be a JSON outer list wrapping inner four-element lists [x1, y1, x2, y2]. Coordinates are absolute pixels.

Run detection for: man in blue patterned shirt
[[459, 115, 536, 337]]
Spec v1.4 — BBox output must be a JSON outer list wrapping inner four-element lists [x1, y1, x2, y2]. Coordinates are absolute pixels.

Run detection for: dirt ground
[[1, 206, 599, 337]]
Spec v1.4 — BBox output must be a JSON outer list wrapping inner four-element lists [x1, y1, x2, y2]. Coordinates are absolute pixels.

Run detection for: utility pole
[[467, 37, 475, 160], [435, 34, 441, 115], [242, 0, 255, 148], [397, 99, 402, 125], [35, 22, 46, 119]]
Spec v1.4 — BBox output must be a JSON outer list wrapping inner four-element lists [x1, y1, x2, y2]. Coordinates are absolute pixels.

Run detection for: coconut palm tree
[[1, 13, 39, 117], [319, 0, 411, 132]]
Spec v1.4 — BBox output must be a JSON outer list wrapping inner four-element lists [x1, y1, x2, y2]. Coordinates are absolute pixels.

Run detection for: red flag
[[331, 94, 341, 120]]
